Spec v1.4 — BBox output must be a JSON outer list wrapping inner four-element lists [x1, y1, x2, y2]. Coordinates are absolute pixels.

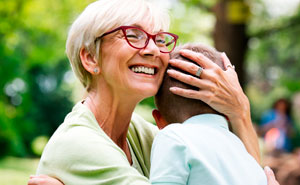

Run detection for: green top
[[37, 101, 158, 185]]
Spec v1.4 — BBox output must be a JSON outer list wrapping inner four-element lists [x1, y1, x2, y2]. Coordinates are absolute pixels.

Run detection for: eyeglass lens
[[125, 28, 176, 52]]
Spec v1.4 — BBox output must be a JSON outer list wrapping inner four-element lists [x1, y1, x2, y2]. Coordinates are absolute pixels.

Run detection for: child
[[150, 43, 267, 185]]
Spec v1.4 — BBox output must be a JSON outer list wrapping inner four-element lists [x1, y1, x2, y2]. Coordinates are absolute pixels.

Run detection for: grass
[[0, 156, 39, 185]]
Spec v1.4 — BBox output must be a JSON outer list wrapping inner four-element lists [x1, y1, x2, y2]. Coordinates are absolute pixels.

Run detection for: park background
[[1, 0, 300, 184]]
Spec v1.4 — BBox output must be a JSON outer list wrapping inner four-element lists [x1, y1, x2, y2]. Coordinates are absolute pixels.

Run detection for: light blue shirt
[[150, 114, 267, 185]]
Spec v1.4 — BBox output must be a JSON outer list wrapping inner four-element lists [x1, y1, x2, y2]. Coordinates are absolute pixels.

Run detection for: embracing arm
[[28, 175, 63, 185], [228, 101, 260, 164], [167, 50, 260, 163], [28, 167, 281, 185]]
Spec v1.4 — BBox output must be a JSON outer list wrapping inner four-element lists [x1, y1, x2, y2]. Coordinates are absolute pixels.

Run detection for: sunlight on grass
[[0, 157, 39, 185]]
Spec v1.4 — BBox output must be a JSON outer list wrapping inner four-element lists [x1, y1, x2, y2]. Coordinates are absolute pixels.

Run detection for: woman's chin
[[130, 85, 159, 98]]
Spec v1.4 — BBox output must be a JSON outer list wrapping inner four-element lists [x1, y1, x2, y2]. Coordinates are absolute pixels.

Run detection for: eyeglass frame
[[94, 26, 179, 53]]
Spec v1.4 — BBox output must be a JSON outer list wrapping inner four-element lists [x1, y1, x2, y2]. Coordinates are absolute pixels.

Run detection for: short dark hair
[[155, 43, 225, 124]]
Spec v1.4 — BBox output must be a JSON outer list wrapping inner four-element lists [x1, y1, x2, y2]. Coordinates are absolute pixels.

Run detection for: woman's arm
[[28, 175, 63, 185], [167, 50, 260, 163], [28, 166, 281, 185]]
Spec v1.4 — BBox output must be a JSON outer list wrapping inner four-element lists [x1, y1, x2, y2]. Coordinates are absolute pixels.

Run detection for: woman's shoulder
[[37, 107, 129, 177], [63, 101, 100, 129], [43, 102, 121, 157]]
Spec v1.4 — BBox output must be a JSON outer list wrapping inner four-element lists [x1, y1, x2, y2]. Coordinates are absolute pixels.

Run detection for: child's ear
[[152, 109, 168, 130]]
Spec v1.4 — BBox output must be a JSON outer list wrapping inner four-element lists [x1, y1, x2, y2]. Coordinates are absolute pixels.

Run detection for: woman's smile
[[130, 65, 156, 75]]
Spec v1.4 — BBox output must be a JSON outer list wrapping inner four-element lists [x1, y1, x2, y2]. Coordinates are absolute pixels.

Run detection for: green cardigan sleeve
[[36, 103, 156, 185], [128, 112, 159, 178]]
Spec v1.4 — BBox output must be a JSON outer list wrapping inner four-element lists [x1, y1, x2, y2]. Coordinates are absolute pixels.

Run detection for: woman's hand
[[28, 175, 63, 185], [168, 49, 260, 162], [264, 166, 280, 185], [168, 50, 247, 122]]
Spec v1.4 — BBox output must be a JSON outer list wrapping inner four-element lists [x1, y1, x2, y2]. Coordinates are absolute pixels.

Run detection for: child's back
[[150, 114, 267, 185], [151, 43, 267, 185]]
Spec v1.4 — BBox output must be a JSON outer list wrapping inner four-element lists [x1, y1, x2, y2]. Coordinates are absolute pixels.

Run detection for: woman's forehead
[[105, 1, 169, 33], [128, 13, 165, 32], [129, 22, 163, 33]]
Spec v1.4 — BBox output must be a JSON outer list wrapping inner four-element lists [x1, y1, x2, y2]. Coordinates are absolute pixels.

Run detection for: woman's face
[[99, 20, 169, 99]]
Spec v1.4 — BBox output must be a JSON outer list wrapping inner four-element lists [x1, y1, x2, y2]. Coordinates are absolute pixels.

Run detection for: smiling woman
[[66, 0, 170, 91], [27, 0, 271, 185]]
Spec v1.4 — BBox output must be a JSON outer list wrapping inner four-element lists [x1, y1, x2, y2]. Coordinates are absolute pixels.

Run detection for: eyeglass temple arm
[[166, 39, 175, 47], [94, 27, 121, 43]]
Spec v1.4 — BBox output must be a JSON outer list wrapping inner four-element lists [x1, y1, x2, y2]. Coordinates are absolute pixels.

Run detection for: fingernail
[[264, 166, 271, 171], [180, 49, 190, 54], [169, 87, 178, 91], [264, 166, 273, 175], [167, 69, 175, 74]]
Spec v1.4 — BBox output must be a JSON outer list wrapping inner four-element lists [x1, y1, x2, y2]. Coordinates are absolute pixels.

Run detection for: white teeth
[[131, 66, 155, 75]]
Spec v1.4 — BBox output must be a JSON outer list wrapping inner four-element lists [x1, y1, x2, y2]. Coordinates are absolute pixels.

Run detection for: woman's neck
[[83, 86, 140, 151]]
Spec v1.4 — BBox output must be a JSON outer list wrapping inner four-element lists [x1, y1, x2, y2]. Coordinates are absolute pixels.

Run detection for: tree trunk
[[213, 0, 248, 87]]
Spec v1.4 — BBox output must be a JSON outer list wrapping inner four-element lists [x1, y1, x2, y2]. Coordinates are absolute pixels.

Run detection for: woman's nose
[[140, 38, 160, 57]]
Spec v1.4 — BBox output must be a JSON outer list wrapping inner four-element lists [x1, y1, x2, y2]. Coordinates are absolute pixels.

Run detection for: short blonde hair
[[66, 0, 170, 90]]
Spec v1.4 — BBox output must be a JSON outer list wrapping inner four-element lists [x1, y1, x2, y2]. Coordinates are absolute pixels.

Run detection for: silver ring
[[227, 64, 235, 70], [196, 67, 203, 77]]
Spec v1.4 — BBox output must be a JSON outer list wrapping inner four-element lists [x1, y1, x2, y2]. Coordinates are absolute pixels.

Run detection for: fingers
[[28, 175, 64, 185], [28, 177, 42, 185], [221, 53, 232, 70], [264, 166, 280, 185], [169, 59, 201, 77], [28, 175, 38, 185], [169, 59, 217, 81], [167, 69, 213, 90], [169, 53, 227, 84], [180, 49, 218, 69], [264, 166, 276, 180], [169, 87, 212, 102]]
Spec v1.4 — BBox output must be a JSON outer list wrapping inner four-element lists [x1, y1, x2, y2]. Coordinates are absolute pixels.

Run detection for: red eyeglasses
[[95, 26, 179, 53]]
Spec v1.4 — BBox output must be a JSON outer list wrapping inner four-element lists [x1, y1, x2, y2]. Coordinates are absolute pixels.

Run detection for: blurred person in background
[[261, 98, 294, 153]]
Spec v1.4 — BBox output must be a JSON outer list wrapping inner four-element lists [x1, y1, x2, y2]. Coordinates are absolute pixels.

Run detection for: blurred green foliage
[[1, 0, 300, 158], [0, 157, 39, 185], [0, 0, 93, 157], [31, 135, 49, 156], [246, 0, 300, 124]]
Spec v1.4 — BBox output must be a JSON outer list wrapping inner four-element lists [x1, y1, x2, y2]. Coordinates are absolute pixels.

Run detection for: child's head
[[153, 43, 225, 128]]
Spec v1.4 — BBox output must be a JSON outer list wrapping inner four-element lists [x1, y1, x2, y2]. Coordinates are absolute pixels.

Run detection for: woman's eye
[[156, 39, 165, 44], [127, 34, 139, 39]]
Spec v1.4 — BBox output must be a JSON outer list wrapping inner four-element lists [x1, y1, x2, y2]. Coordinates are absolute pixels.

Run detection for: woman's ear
[[80, 47, 100, 75]]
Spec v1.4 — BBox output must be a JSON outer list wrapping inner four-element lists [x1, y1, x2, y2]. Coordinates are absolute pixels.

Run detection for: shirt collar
[[183, 114, 229, 130]]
